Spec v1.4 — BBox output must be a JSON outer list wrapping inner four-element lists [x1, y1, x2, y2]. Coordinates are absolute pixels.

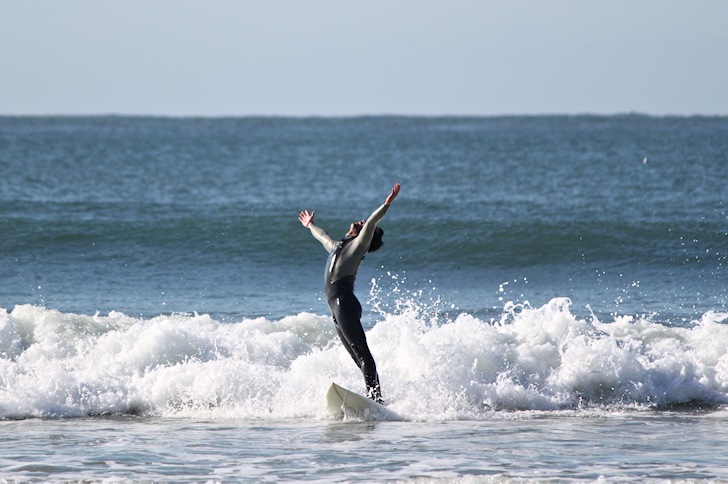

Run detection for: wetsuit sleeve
[[349, 203, 390, 255], [308, 223, 338, 253]]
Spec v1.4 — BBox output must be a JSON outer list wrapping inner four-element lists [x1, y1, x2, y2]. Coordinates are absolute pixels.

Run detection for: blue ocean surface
[[1, 115, 728, 481]]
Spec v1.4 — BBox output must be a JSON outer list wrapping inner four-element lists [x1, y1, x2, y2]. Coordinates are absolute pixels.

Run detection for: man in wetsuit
[[299, 183, 400, 404]]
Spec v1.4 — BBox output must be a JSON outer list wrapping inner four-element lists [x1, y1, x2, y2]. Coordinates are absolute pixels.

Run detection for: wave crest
[[2, 301, 728, 420]]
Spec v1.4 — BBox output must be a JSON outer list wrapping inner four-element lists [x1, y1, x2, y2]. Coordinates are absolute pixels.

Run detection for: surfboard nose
[[325, 382, 402, 421]]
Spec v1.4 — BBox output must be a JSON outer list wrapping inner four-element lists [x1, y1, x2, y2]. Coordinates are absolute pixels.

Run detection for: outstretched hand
[[299, 210, 315, 228], [385, 182, 401, 205]]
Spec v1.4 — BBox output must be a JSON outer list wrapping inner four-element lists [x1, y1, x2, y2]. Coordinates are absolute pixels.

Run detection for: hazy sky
[[2, 1, 726, 116]]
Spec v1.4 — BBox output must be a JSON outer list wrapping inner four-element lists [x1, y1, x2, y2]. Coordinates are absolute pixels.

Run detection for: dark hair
[[368, 227, 384, 252]]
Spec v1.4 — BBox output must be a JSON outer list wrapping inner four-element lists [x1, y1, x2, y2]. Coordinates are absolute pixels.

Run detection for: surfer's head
[[368, 227, 384, 252], [346, 220, 366, 237], [345, 222, 384, 252]]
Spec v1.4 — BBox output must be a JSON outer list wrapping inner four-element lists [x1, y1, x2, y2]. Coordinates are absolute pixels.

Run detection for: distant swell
[[399, 218, 728, 270]]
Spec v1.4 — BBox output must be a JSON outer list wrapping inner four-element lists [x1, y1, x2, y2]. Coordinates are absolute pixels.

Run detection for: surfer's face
[[347, 220, 365, 236]]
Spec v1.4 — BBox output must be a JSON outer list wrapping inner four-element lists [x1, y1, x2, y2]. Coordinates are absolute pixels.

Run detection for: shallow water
[[3, 411, 728, 482]]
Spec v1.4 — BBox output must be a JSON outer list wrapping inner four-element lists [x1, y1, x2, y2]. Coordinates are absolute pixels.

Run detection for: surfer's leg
[[329, 296, 364, 365], [331, 293, 383, 403], [333, 317, 359, 363], [328, 297, 360, 363]]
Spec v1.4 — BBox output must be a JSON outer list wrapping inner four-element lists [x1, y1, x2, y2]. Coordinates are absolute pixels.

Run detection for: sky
[[1, 1, 727, 117]]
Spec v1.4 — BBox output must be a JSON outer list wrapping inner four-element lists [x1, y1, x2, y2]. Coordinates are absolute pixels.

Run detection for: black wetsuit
[[306, 203, 390, 403], [325, 238, 382, 402]]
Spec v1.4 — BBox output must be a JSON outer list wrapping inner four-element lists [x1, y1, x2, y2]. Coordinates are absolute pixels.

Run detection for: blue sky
[[1, 1, 726, 116]]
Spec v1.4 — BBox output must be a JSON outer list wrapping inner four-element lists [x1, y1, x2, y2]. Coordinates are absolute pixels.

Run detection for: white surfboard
[[325, 382, 402, 421]]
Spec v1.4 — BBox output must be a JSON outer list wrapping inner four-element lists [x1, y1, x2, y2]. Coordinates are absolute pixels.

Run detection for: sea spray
[[2, 299, 728, 420]]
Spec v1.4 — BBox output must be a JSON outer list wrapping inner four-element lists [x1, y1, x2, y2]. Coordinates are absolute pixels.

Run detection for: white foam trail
[[2, 300, 728, 420]]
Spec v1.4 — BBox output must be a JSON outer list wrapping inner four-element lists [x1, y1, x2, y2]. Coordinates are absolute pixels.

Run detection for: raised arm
[[357, 183, 401, 243], [299, 209, 338, 253]]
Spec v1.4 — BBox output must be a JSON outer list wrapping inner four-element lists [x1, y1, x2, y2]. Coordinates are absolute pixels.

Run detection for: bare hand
[[385, 182, 401, 205], [299, 210, 315, 228]]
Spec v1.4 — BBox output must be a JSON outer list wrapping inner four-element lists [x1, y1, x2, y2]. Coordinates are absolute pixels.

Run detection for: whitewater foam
[[2, 299, 728, 420]]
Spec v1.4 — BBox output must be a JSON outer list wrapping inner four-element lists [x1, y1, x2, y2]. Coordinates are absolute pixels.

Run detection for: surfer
[[299, 182, 401, 404]]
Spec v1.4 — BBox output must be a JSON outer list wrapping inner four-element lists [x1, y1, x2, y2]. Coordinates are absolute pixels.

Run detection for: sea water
[[1, 115, 727, 481]]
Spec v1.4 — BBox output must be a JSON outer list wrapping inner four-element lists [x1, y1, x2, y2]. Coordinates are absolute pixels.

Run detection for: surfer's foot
[[368, 388, 385, 406]]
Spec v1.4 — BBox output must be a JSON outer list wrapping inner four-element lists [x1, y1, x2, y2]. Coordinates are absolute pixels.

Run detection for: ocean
[[1, 115, 727, 482]]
